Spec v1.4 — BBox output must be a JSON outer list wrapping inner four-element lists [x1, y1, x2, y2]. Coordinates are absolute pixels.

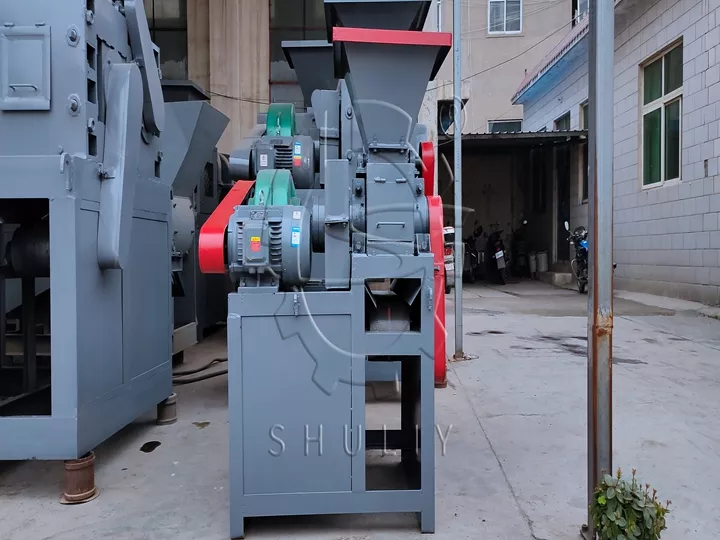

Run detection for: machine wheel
[[578, 280, 587, 294]]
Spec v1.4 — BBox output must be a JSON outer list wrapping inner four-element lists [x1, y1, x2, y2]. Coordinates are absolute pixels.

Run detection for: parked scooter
[[486, 228, 508, 285], [565, 221, 588, 293]]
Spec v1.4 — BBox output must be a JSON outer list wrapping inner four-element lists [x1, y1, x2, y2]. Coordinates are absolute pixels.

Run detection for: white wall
[[433, 0, 572, 134], [519, 0, 720, 304]]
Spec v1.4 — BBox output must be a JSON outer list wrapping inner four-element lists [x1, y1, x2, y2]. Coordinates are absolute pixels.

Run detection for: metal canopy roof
[[437, 130, 587, 151]]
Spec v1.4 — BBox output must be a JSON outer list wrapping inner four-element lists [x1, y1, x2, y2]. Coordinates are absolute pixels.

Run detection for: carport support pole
[[452, 0, 464, 359], [585, 0, 614, 537]]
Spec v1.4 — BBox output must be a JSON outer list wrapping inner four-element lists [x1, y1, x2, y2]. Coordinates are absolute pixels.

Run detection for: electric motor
[[226, 205, 312, 287]]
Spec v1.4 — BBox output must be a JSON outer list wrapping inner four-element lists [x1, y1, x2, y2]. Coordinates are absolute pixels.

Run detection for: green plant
[[590, 468, 671, 540]]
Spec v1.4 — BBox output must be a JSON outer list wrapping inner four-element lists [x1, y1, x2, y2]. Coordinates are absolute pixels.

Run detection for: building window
[[554, 112, 571, 131], [270, 0, 326, 107], [580, 101, 589, 202], [488, 120, 522, 133], [145, 0, 188, 81], [641, 43, 683, 186], [488, 0, 522, 34], [571, 0, 589, 26]]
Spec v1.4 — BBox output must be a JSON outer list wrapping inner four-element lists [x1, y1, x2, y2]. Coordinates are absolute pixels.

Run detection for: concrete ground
[[1, 280, 719, 540]]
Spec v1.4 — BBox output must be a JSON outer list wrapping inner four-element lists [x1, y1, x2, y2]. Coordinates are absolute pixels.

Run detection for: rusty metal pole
[[585, 0, 614, 537], [452, 0, 464, 360]]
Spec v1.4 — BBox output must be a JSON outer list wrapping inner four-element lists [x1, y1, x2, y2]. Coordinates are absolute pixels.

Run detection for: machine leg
[[230, 515, 245, 539], [60, 452, 99, 505], [419, 509, 435, 534], [156, 392, 178, 426], [401, 358, 419, 466]]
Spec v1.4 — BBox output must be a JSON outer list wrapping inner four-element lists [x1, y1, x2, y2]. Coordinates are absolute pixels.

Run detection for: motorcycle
[[564, 221, 618, 294], [486, 229, 508, 285], [565, 221, 588, 293]]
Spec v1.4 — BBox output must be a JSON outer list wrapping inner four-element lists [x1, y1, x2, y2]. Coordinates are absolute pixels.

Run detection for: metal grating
[[274, 145, 293, 169], [269, 220, 283, 265], [235, 223, 244, 263]]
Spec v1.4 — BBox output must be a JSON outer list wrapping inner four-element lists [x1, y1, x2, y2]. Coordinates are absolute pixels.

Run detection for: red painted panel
[[198, 180, 255, 275], [420, 141, 435, 196], [333, 27, 452, 47]]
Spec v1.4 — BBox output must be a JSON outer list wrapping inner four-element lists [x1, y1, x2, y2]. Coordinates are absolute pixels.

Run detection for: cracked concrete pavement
[[1, 280, 719, 539]]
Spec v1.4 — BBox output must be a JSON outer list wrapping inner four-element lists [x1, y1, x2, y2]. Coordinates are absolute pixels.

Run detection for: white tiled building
[[513, 0, 720, 305]]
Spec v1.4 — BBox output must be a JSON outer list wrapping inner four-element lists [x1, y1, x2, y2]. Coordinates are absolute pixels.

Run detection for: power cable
[[432, 18, 575, 93], [461, 1, 561, 36], [201, 4, 570, 105], [172, 357, 229, 385]]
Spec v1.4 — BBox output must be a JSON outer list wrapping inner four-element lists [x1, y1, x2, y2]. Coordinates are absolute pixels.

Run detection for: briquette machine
[[199, 0, 451, 536], [0, 0, 227, 465]]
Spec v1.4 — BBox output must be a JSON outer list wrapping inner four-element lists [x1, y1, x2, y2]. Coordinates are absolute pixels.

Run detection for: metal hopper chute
[[324, 0, 432, 40], [160, 101, 229, 193], [332, 26, 451, 153], [282, 40, 339, 108]]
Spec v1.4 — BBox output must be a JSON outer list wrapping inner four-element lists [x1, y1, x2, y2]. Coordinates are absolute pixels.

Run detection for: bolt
[[67, 27, 79, 43], [346, 107, 353, 119], [346, 150, 353, 161], [85, 10, 95, 24], [157, 151, 164, 162], [57, 146, 64, 154], [416, 184, 423, 194], [69, 97, 80, 112], [87, 118, 96, 132]]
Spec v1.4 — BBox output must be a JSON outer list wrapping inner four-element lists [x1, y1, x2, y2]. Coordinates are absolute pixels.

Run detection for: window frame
[[580, 101, 589, 204], [269, 0, 326, 106], [487, 119, 523, 133], [639, 42, 683, 189], [571, 0, 589, 26], [145, 0, 188, 81], [488, 0, 523, 35], [554, 111, 571, 131]]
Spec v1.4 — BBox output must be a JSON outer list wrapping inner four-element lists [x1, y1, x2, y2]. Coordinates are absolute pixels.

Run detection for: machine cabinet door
[[239, 314, 353, 495]]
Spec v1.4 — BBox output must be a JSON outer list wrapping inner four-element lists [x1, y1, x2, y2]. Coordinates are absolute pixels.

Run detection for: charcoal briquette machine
[[199, 0, 451, 536], [0, 0, 227, 463]]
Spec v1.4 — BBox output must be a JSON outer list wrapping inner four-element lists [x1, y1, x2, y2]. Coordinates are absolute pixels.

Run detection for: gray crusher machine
[[199, 0, 451, 536], [0, 0, 226, 460], [160, 81, 230, 358]]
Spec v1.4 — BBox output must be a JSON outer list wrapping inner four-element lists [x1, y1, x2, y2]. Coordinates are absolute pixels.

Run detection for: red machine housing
[[427, 189, 447, 387]]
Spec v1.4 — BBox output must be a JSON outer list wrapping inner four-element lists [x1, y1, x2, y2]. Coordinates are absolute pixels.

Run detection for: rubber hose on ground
[[172, 368, 228, 385], [172, 357, 228, 377]]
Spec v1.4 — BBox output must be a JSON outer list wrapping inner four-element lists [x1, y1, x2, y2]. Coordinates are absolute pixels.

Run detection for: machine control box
[[243, 222, 269, 266]]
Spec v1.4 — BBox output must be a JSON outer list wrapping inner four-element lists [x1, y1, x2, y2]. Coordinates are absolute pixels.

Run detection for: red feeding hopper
[[324, 0, 431, 40], [333, 27, 451, 152], [282, 40, 339, 107]]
